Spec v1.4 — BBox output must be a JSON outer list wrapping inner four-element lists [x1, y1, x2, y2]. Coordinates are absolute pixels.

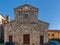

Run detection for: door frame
[[23, 34, 30, 44], [9, 35, 13, 42], [40, 36, 44, 44]]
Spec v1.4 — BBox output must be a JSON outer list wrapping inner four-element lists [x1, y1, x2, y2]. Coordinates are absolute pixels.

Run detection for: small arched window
[[24, 14, 28, 18]]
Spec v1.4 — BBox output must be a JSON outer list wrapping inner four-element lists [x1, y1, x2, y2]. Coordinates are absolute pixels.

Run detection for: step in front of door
[[23, 44, 30, 45]]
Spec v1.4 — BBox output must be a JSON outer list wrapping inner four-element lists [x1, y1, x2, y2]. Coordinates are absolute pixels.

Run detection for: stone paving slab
[[0, 44, 4, 45]]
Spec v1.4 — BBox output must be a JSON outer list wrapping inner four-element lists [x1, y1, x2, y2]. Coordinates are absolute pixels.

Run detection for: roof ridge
[[14, 4, 38, 10], [49, 30, 60, 31], [0, 13, 6, 19], [38, 20, 49, 25]]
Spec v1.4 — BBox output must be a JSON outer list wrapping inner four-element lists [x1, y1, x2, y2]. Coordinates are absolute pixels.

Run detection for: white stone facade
[[4, 4, 49, 45]]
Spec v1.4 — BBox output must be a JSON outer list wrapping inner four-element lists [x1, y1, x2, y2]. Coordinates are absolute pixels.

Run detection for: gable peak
[[14, 4, 38, 10]]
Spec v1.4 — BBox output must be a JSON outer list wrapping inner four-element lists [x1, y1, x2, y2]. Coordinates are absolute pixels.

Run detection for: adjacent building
[[4, 4, 49, 45], [0, 13, 6, 43], [0, 13, 10, 43], [0, 13, 5, 24], [48, 30, 60, 40]]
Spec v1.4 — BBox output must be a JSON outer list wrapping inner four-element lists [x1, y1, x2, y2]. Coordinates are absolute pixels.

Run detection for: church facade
[[4, 4, 49, 45]]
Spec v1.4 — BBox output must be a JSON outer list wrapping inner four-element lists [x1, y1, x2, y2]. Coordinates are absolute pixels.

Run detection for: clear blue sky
[[0, 0, 60, 30]]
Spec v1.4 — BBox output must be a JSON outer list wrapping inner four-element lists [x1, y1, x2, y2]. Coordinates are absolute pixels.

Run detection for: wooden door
[[40, 36, 44, 44], [9, 35, 13, 42], [23, 34, 30, 44]]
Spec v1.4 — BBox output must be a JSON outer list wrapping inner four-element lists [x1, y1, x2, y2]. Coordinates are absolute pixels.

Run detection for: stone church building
[[4, 4, 49, 45]]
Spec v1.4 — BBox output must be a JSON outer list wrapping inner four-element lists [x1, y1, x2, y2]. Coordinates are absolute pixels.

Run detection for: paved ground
[[0, 44, 4, 45]]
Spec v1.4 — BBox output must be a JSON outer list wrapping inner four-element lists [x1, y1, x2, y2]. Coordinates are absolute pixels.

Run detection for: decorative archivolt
[[21, 24, 30, 30]]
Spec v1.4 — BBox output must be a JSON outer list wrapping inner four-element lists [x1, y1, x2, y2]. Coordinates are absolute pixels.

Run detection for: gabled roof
[[0, 13, 5, 19], [38, 20, 49, 25], [14, 4, 38, 10]]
